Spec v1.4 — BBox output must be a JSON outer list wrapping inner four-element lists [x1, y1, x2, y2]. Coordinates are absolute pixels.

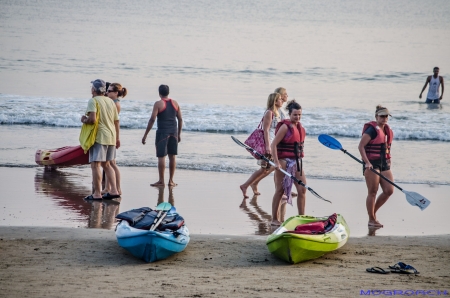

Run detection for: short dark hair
[[286, 99, 301, 114], [159, 85, 170, 96], [433, 67, 439, 70]]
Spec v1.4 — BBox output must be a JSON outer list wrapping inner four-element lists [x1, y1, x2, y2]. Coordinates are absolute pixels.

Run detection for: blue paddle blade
[[318, 134, 343, 150]]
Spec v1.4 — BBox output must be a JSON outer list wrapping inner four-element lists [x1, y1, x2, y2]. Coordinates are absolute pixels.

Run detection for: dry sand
[[0, 226, 449, 298]]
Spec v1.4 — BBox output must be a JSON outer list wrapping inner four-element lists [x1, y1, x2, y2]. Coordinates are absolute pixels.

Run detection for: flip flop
[[102, 193, 121, 200], [366, 267, 390, 274], [84, 195, 102, 200], [389, 262, 419, 274]]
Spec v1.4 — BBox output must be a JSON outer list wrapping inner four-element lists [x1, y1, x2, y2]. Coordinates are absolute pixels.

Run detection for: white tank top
[[427, 76, 440, 100], [265, 110, 281, 142]]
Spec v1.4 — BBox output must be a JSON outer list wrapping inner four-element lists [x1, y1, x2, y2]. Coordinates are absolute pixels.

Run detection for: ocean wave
[[1, 94, 449, 141]]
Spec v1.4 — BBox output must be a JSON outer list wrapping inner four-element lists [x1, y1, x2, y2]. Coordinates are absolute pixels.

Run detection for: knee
[[384, 187, 394, 197], [367, 188, 378, 197]]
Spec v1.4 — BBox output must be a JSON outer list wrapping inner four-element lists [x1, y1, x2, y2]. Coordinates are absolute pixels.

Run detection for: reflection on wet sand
[[239, 195, 272, 235], [368, 226, 382, 236], [87, 199, 120, 229], [34, 169, 120, 230], [156, 185, 175, 206]]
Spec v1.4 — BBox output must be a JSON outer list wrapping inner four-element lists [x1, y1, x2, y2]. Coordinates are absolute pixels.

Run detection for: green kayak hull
[[266, 214, 350, 264]]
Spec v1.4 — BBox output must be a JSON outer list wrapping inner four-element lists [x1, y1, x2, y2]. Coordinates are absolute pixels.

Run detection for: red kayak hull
[[35, 145, 89, 167]]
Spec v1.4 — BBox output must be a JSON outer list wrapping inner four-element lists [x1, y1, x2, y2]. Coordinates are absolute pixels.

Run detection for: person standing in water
[[358, 105, 395, 228], [142, 85, 183, 187], [419, 67, 444, 104], [270, 100, 307, 226], [102, 82, 127, 195]]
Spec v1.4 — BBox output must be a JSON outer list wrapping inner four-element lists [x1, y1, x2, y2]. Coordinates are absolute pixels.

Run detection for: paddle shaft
[[231, 136, 330, 203], [340, 148, 404, 192]]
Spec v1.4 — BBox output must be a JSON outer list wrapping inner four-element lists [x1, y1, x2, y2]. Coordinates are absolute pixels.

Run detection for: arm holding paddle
[[270, 123, 288, 170], [358, 133, 374, 170]]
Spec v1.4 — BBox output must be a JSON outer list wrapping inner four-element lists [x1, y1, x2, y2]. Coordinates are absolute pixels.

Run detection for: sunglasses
[[378, 115, 389, 118]]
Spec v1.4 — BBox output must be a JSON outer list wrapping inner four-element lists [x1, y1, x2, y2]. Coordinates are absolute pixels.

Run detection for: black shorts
[[363, 159, 390, 175], [155, 131, 178, 157]]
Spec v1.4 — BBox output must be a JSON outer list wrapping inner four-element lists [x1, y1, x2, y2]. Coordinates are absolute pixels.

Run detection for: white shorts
[[89, 142, 116, 163]]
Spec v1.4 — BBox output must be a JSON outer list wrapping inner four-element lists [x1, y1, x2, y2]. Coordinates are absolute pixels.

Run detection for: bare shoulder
[[171, 99, 180, 109]]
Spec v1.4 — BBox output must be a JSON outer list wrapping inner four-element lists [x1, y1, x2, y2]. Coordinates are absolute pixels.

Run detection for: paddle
[[149, 202, 172, 231], [231, 136, 331, 203], [151, 204, 176, 231], [317, 134, 431, 211]]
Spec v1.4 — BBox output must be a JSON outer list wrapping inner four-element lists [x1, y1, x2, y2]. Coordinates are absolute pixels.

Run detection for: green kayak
[[266, 214, 350, 264]]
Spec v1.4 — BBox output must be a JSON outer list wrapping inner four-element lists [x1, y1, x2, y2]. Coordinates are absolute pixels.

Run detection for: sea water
[[0, 1, 449, 233]]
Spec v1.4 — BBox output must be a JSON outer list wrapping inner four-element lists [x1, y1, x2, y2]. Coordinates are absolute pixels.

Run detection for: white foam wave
[[1, 94, 449, 141]]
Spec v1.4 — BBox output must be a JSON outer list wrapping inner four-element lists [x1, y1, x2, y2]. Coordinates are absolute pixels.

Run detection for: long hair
[[266, 93, 280, 117]]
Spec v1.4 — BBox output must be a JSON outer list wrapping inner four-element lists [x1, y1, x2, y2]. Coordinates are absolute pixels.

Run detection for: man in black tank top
[[142, 85, 183, 187]]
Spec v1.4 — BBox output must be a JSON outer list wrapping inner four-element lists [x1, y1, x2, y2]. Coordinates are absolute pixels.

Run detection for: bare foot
[[239, 185, 249, 198], [368, 220, 383, 227], [101, 189, 109, 195], [150, 181, 165, 187], [291, 192, 298, 197], [250, 184, 261, 195], [168, 181, 178, 187]]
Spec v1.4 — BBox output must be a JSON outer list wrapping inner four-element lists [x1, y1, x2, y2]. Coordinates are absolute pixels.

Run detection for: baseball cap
[[91, 79, 106, 92]]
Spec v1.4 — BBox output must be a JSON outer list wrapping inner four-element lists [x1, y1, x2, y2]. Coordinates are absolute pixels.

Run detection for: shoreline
[[1, 166, 450, 237], [0, 226, 449, 297]]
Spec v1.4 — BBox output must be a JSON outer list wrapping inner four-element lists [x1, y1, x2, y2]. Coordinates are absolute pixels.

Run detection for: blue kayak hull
[[116, 221, 189, 262]]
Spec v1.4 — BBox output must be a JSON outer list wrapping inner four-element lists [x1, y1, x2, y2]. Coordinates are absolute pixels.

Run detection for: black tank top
[[157, 98, 178, 133]]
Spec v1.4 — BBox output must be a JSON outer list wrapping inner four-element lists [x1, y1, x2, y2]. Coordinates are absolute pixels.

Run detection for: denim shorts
[[426, 98, 440, 104]]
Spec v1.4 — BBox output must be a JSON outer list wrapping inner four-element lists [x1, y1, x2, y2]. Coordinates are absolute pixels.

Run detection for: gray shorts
[[155, 131, 178, 157], [89, 142, 116, 163]]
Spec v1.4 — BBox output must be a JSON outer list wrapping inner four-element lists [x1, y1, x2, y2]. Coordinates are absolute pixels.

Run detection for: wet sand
[[1, 166, 450, 237], [1, 166, 449, 296], [0, 226, 449, 297]]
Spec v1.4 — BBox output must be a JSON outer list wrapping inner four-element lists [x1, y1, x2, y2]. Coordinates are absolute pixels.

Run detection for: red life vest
[[362, 121, 393, 160], [275, 119, 306, 159]]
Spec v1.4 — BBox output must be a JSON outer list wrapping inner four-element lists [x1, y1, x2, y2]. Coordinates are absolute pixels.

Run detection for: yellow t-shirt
[[86, 96, 119, 145]]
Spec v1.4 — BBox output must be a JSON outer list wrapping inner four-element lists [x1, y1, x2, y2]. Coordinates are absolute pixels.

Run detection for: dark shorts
[[426, 98, 440, 104], [155, 131, 178, 157], [363, 159, 390, 175]]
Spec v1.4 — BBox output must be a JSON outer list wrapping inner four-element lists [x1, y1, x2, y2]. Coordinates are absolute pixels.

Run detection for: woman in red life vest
[[358, 105, 394, 228], [270, 100, 306, 226]]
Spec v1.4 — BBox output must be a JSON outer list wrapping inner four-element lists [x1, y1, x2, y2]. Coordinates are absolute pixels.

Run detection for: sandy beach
[[0, 227, 449, 297], [1, 166, 449, 297]]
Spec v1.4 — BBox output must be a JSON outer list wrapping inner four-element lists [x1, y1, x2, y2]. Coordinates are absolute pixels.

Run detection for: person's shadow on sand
[[35, 169, 121, 230], [239, 195, 272, 235]]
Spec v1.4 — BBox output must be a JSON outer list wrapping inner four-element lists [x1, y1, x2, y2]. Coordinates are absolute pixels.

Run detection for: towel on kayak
[[285, 213, 337, 235]]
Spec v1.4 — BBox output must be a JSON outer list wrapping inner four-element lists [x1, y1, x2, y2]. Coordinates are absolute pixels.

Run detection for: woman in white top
[[102, 82, 127, 195], [240, 93, 283, 198]]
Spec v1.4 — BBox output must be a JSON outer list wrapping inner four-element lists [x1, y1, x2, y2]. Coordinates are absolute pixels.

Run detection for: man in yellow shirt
[[81, 79, 121, 200]]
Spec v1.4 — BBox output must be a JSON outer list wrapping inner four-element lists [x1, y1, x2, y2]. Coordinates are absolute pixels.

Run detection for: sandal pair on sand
[[366, 262, 420, 275]]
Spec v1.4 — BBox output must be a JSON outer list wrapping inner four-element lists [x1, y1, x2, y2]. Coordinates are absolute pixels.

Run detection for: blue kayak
[[115, 205, 189, 262]]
